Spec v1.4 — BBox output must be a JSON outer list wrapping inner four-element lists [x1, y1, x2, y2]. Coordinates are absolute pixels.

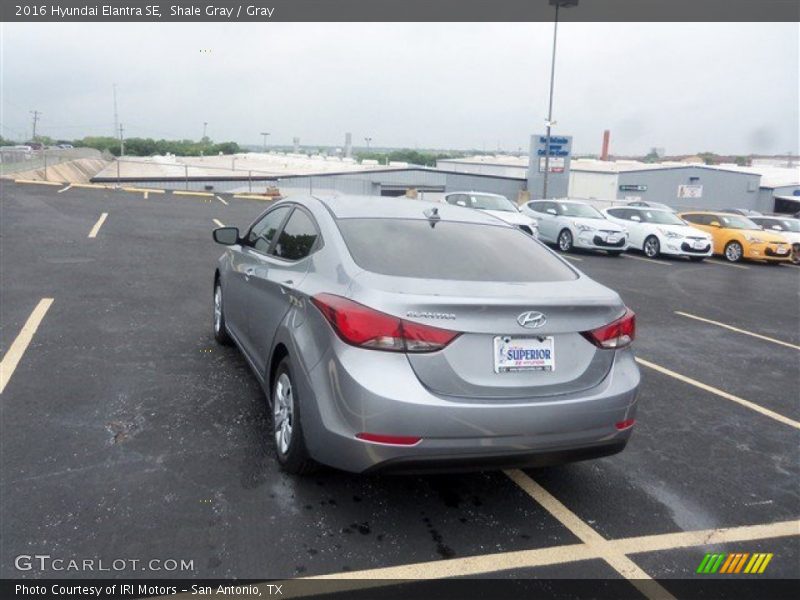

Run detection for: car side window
[[272, 208, 320, 261], [607, 208, 626, 219], [246, 206, 291, 253], [527, 201, 544, 212], [682, 214, 700, 224]]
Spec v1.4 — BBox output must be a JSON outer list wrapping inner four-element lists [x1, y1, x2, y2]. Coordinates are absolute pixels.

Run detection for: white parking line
[[636, 357, 800, 430], [562, 255, 582, 262], [505, 469, 673, 599], [56, 184, 72, 193], [87, 212, 108, 238], [675, 311, 800, 351], [216, 195, 229, 206], [0, 298, 54, 394], [622, 254, 671, 266], [212, 219, 225, 228], [706, 258, 749, 270]]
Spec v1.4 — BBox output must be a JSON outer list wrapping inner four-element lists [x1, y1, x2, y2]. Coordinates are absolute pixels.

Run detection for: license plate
[[607, 234, 619, 242], [775, 245, 788, 254], [494, 336, 555, 373], [693, 240, 706, 249]]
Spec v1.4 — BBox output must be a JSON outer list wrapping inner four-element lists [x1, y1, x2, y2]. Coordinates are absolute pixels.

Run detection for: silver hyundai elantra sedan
[[212, 195, 640, 474]]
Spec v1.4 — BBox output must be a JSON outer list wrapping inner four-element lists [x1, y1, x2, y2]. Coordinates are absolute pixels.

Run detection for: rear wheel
[[791, 244, 800, 265], [213, 282, 233, 345], [272, 358, 317, 475], [557, 229, 574, 252], [724, 241, 743, 263], [643, 235, 660, 258]]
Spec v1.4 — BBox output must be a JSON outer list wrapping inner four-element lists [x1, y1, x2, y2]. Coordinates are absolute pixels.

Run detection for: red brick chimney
[[601, 130, 610, 161]]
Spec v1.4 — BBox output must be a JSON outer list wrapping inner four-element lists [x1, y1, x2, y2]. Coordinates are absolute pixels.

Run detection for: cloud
[[2, 22, 796, 155]]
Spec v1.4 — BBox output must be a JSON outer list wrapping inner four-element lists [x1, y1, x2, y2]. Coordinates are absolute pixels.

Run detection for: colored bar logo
[[696, 552, 773, 574]]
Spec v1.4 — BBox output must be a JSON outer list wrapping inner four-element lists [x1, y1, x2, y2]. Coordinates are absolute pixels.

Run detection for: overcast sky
[[1, 22, 797, 155]]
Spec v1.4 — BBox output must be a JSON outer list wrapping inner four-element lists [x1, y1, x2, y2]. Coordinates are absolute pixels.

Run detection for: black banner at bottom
[[3, 578, 799, 600]]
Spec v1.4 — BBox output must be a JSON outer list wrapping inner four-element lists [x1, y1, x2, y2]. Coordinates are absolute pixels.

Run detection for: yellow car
[[679, 211, 792, 263]]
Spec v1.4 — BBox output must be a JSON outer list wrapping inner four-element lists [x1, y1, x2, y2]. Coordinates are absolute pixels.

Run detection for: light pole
[[260, 132, 270, 152], [364, 137, 372, 152], [202, 121, 208, 140], [542, 0, 578, 200]]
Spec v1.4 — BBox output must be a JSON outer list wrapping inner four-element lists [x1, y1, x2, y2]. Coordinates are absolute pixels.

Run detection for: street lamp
[[364, 137, 372, 152], [260, 132, 270, 152], [542, 0, 578, 199]]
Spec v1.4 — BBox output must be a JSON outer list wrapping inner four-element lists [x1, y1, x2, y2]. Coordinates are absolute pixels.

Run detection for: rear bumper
[[297, 338, 640, 474]]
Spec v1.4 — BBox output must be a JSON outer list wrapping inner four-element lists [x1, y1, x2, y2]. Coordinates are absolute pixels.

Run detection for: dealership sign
[[677, 184, 703, 198], [539, 157, 565, 173], [534, 135, 572, 158]]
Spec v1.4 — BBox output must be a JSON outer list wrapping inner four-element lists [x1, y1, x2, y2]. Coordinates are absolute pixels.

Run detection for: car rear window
[[336, 218, 577, 282]]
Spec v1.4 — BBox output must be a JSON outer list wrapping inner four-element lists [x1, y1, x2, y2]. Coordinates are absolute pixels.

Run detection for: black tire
[[557, 229, 574, 253], [213, 281, 233, 345], [271, 357, 317, 475], [643, 235, 660, 258], [689, 256, 705, 262], [723, 241, 743, 263], [791, 244, 800, 265], [607, 251, 623, 257]]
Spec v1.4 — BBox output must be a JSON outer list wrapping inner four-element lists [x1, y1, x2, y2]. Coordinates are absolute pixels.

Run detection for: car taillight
[[310, 293, 460, 353], [581, 308, 636, 349]]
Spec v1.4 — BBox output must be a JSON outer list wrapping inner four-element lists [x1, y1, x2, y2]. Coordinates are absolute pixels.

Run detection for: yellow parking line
[[505, 469, 673, 599], [293, 518, 800, 586], [216, 195, 229, 205], [57, 184, 72, 193], [232, 193, 274, 201], [88, 212, 108, 238], [0, 298, 54, 394], [121, 186, 165, 194], [143, 191, 149, 200], [212, 219, 225, 228], [706, 258, 749, 270], [635, 357, 800, 430], [610, 519, 799, 555], [71, 183, 113, 190], [562, 255, 582, 262], [174, 190, 214, 198], [13, 179, 63, 186], [675, 311, 800, 351], [623, 254, 671, 266]]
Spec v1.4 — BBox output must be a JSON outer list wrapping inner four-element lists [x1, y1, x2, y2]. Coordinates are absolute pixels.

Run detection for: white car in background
[[522, 199, 628, 255], [749, 215, 800, 265], [444, 192, 538, 238], [603, 206, 713, 261]]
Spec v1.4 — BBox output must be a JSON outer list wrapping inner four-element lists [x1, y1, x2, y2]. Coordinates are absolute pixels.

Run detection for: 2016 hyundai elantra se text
[[212, 196, 640, 474]]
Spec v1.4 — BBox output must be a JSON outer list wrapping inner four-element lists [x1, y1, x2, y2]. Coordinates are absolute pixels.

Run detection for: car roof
[[310, 194, 505, 224], [447, 191, 506, 197]]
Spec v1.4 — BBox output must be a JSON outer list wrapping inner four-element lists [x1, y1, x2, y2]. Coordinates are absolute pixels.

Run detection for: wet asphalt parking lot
[[1, 181, 798, 594]]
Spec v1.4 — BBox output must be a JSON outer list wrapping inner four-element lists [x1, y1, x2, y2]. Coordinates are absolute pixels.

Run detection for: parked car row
[[441, 192, 799, 265]]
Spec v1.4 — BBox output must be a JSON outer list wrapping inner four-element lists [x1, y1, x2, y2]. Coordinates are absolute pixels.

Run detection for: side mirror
[[630, 215, 641, 222], [546, 208, 557, 216], [709, 221, 721, 228], [213, 227, 240, 245]]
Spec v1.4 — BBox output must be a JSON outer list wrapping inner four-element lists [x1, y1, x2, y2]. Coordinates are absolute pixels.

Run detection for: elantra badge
[[517, 311, 546, 329]]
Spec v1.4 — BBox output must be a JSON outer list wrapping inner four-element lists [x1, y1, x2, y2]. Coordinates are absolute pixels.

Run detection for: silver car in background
[[212, 195, 640, 474], [443, 191, 539, 238]]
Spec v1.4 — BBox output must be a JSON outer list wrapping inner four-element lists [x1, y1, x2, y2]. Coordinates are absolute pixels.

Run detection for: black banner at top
[[2, 0, 799, 22]]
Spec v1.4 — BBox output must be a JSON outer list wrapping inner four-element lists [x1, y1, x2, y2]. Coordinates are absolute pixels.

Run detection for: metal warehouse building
[[568, 159, 800, 213]]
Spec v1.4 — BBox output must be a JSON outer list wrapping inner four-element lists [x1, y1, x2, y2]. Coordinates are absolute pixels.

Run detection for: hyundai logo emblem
[[517, 311, 547, 329]]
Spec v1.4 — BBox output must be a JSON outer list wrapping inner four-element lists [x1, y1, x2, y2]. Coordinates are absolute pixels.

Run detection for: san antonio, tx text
[[16, 583, 282, 596]]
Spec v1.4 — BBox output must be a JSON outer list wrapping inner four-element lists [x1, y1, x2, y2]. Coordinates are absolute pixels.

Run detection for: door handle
[[244, 267, 255, 281], [279, 280, 294, 294]]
